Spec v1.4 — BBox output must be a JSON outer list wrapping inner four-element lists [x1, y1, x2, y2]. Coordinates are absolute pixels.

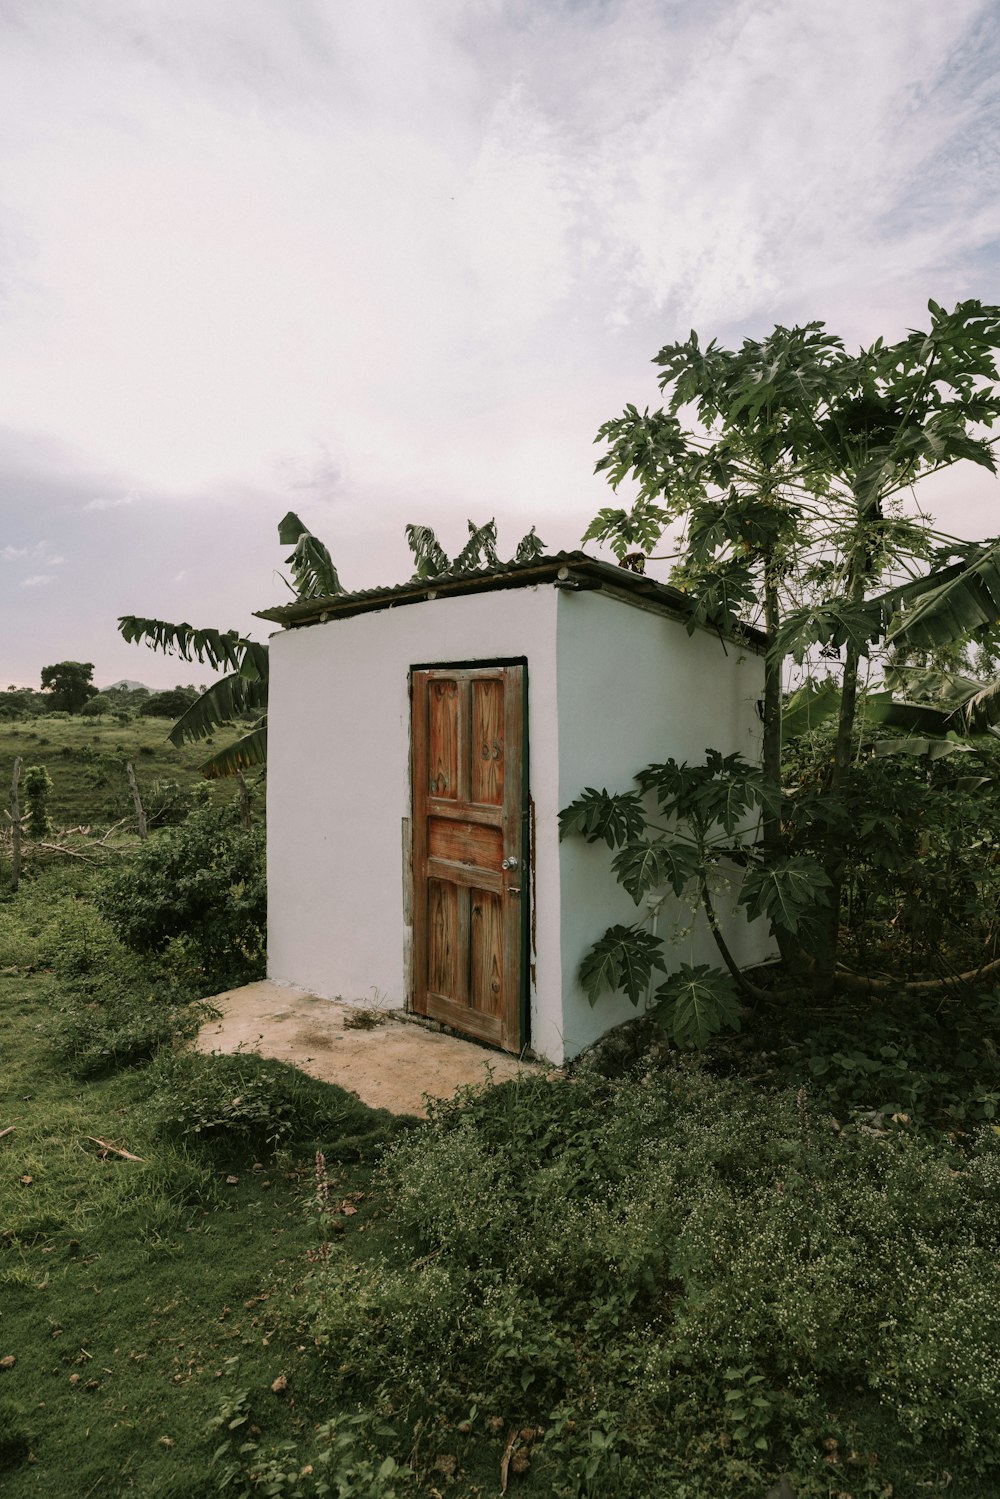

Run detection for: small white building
[[260, 552, 772, 1067]]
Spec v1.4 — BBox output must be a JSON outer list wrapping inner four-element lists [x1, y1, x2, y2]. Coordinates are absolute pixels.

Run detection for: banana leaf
[[199, 724, 268, 779], [167, 672, 269, 747]]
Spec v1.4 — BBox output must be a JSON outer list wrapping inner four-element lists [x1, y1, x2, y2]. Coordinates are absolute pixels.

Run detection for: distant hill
[[102, 678, 149, 692]]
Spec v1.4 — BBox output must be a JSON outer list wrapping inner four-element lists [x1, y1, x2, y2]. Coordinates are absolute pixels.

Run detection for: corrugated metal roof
[[254, 550, 766, 650]]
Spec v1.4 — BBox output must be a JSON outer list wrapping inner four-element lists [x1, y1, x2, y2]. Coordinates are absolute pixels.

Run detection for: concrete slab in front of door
[[195, 980, 550, 1118]]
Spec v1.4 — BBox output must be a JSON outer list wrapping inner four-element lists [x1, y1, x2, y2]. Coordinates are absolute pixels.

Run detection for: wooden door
[[411, 665, 526, 1051]]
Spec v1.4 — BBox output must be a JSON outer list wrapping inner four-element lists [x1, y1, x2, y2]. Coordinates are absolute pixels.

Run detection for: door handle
[[501, 856, 518, 870]]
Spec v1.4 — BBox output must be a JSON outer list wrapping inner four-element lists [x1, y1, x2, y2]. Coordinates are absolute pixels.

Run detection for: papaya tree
[[565, 299, 1000, 1031]]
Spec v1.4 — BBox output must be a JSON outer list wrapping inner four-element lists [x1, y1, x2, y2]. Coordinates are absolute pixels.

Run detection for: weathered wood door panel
[[411, 666, 525, 1050]]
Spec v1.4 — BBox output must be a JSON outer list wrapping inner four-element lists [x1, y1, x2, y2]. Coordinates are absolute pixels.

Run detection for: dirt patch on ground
[[195, 980, 549, 1117]]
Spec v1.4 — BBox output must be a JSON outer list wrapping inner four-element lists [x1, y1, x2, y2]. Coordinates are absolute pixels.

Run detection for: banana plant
[[122, 512, 547, 777], [119, 511, 342, 777], [404, 519, 545, 579]]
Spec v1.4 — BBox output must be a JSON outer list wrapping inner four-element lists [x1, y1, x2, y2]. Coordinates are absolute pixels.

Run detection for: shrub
[[291, 1067, 1000, 1491], [146, 1049, 406, 1159], [98, 801, 266, 985], [79, 692, 116, 717], [21, 764, 53, 838], [36, 897, 132, 980]]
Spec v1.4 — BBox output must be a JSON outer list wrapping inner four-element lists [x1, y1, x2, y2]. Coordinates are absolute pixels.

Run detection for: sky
[[3, 0, 1000, 689]]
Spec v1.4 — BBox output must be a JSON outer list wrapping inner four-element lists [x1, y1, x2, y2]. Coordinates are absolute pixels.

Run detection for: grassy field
[[0, 712, 256, 833], [4, 730, 1000, 1495], [0, 863, 413, 1497]]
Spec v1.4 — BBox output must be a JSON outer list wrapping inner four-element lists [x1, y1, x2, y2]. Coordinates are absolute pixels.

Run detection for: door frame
[[408, 657, 530, 1052]]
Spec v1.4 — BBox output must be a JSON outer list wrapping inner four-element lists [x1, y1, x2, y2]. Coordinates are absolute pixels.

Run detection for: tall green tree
[[571, 299, 1000, 1005], [40, 661, 98, 714]]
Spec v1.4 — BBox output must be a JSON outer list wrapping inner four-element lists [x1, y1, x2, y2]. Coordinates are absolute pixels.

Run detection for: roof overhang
[[254, 551, 766, 652]]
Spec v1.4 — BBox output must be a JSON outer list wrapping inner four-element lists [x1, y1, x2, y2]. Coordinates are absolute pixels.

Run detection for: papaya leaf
[[634, 758, 685, 807], [611, 837, 701, 904], [578, 925, 667, 1006], [740, 855, 831, 936], [558, 788, 646, 849], [637, 752, 777, 832], [581, 495, 670, 559], [653, 964, 742, 1048], [680, 558, 758, 636], [771, 599, 884, 665], [688, 761, 780, 835], [592, 406, 692, 499]]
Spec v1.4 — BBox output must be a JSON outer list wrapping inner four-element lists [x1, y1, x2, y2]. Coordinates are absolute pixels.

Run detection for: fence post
[[126, 762, 148, 839]]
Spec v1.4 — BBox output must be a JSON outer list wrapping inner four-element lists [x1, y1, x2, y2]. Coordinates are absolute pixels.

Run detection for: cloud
[[83, 492, 136, 512], [21, 573, 55, 587], [2, 538, 65, 563], [1, 0, 1000, 687], [0, 0, 995, 508]]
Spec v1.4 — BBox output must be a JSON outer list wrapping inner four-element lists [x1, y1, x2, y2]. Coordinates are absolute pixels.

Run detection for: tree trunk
[[10, 756, 22, 893], [126, 762, 147, 840], [814, 520, 869, 992], [761, 563, 796, 963]]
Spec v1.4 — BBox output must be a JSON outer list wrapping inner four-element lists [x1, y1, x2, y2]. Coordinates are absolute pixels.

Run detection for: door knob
[[501, 856, 518, 870]]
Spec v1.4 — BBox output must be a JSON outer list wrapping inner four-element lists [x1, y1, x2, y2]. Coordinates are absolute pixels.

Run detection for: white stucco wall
[[555, 588, 773, 1059], [266, 586, 564, 1053], [267, 580, 774, 1068]]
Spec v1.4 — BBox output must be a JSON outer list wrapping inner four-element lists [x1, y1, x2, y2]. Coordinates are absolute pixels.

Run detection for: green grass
[[0, 968, 409, 1497], [0, 713, 249, 831], [0, 857, 409, 1495], [5, 852, 1000, 1496]]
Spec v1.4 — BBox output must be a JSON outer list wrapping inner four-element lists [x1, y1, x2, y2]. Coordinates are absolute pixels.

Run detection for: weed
[[146, 1049, 407, 1160]]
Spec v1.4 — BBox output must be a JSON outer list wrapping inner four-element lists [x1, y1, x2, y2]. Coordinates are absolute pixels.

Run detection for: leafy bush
[[98, 801, 266, 985], [51, 984, 208, 1079], [79, 692, 118, 717], [291, 1067, 1000, 1493], [22, 763, 53, 837], [146, 1049, 408, 1159], [36, 896, 134, 981], [208, 1398, 410, 1498], [784, 724, 1000, 975], [711, 985, 1000, 1131]]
